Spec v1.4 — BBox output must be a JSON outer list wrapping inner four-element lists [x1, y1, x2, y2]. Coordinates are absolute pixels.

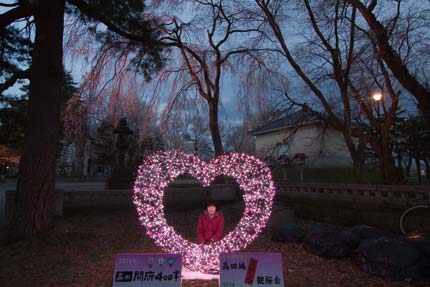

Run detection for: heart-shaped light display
[[133, 150, 275, 273]]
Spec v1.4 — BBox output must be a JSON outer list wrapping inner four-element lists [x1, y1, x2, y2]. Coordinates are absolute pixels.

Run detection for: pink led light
[[133, 150, 276, 273]]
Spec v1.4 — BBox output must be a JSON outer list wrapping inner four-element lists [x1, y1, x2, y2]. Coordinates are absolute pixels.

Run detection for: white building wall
[[255, 125, 353, 167]]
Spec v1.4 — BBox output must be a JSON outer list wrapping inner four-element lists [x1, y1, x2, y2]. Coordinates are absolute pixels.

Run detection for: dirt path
[[0, 205, 428, 287]]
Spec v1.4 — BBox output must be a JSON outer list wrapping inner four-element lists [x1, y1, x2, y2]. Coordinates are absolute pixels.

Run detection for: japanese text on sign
[[112, 253, 181, 287], [219, 253, 285, 287]]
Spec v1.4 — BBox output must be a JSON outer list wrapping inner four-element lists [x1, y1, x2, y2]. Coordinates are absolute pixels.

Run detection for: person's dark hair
[[205, 201, 218, 209]]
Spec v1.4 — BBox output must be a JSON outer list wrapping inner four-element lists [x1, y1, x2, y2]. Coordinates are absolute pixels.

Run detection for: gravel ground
[[0, 203, 429, 287]]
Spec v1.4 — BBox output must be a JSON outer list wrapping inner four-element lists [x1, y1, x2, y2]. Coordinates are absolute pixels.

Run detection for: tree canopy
[[0, 0, 167, 240]]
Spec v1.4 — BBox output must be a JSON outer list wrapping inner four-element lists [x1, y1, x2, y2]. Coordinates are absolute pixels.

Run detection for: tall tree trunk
[[348, 0, 430, 125], [415, 156, 422, 183], [342, 129, 367, 183], [12, 0, 65, 240], [397, 151, 403, 178], [381, 150, 401, 184], [425, 159, 430, 179], [353, 134, 367, 183], [406, 150, 413, 177], [208, 100, 223, 157], [367, 125, 402, 184], [380, 126, 402, 183]]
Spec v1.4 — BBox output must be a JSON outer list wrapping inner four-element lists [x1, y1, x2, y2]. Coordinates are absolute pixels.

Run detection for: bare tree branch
[[0, 3, 32, 28], [347, 0, 430, 124], [255, 0, 342, 128], [0, 2, 19, 7], [0, 68, 30, 94], [67, 0, 161, 48]]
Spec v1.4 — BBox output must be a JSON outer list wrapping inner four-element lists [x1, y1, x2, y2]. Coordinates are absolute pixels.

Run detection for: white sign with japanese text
[[112, 253, 181, 287], [219, 252, 284, 287]]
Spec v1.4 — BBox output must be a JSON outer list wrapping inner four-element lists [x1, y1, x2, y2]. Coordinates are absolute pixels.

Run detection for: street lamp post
[[372, 92, 385, 183]]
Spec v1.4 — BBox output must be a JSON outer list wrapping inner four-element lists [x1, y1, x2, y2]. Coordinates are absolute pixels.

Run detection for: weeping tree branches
[[1, 0, 167, 240], [159, 0, 267, 156]]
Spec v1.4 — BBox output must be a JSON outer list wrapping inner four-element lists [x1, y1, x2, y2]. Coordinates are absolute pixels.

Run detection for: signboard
[[220, 253, 284, 287], [112, 253, 181, 287]]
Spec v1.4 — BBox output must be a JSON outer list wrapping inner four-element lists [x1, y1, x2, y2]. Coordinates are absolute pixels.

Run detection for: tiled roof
[[249, 110, 320, 135]]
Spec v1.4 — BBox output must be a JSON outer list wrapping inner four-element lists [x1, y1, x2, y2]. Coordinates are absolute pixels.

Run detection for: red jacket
[[197, 211, 224, 244]]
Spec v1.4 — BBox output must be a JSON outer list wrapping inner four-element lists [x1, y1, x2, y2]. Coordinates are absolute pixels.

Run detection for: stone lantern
[[114, 118, 133, 167], [106, 118, 134, 190]]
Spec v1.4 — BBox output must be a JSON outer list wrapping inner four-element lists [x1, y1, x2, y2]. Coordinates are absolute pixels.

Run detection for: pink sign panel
[[220, 253, 285, 287], [112, 253, 181, 287]]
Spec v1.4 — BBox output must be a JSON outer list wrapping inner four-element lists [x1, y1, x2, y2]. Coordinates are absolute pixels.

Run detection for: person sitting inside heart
[[197, 201, 224, 244]]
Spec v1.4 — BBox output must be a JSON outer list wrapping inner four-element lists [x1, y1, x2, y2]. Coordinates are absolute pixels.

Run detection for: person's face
[[207, 204, 216, 215]]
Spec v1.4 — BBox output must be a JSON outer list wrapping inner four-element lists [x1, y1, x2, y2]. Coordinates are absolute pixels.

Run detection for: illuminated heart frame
[[133, 150, 275, 273]]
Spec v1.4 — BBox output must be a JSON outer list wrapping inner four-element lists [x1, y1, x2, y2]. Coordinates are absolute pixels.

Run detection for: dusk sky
[[1, 0, 423, 131]]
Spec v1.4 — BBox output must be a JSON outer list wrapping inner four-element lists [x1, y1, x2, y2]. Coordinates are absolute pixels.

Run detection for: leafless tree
[[159, 0, 266, 156], [250, 0, 407, 183], [160, 93, 214, 158], [347, 0, 430, 125], [224, 123, 255, 154]]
